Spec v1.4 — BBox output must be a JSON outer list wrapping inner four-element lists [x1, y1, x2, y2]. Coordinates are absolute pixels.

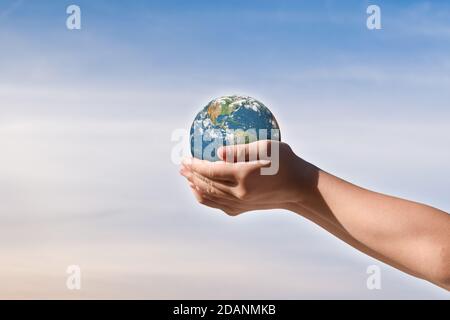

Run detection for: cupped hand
[[179, 140, 318, 216]]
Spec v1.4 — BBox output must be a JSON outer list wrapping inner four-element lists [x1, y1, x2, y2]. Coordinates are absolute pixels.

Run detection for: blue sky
[[2, 0, 450, 121], [0, 0, 449, 298]]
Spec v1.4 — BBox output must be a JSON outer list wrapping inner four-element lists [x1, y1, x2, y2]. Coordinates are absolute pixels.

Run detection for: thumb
[[218, 141, 261, 163]]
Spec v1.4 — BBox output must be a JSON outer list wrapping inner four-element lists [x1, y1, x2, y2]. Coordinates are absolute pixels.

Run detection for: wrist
[[286, 156, 331, 215]]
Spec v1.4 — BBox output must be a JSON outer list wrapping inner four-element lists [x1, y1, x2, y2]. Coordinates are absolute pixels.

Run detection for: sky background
[[0, 0, 449, 299]]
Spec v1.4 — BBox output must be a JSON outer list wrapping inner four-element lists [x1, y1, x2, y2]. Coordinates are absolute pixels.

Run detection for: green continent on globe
[[190, 95, 281, 162]]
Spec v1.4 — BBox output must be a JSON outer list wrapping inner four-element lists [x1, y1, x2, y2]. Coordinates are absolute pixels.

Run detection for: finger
[[218, 140, 275, 162], [189, 172, 234, 197], [201, 191, 277, 213], [191, 175, 236, 201], [180, 169, 231, 197], [201, 191, 237, 205], [190, 184, 204, 202], [183, 157, 236, 182], [190, 186, 239, 215], [179, 165, 195, 185], [179, 164, 189, 177]]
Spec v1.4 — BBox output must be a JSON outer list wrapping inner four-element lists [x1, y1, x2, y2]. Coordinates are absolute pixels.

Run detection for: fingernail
[[180, 166, 192, 178]]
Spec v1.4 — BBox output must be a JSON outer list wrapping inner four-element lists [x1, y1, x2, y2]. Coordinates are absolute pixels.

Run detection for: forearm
[[181, 141, 450, 289], [290, 162, 450, 289]]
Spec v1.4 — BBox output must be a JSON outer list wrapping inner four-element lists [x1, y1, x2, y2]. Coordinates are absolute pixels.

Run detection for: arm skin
[[180, 140, 450, 290]]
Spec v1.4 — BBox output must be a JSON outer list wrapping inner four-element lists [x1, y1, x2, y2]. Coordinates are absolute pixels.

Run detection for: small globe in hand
[[190, 95, 281, 161]]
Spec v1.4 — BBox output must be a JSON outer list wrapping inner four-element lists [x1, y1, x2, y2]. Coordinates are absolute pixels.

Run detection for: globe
[[190, 95, 281, 161]]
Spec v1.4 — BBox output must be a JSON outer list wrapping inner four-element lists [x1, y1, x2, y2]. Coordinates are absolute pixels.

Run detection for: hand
[[179, 140, 319, 216], [179, 140, 450, 289]]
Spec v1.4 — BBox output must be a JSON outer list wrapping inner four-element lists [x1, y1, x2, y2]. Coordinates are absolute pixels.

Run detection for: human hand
[[179, 140, 318, 216], [180, 141, 450, 290]]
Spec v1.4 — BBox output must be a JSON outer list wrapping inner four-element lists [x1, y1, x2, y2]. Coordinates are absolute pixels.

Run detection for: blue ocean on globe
[[190, 95, 281, 161]]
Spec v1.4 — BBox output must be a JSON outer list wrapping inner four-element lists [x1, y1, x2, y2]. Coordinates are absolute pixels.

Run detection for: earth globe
[[190, 95, 281, 161]]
